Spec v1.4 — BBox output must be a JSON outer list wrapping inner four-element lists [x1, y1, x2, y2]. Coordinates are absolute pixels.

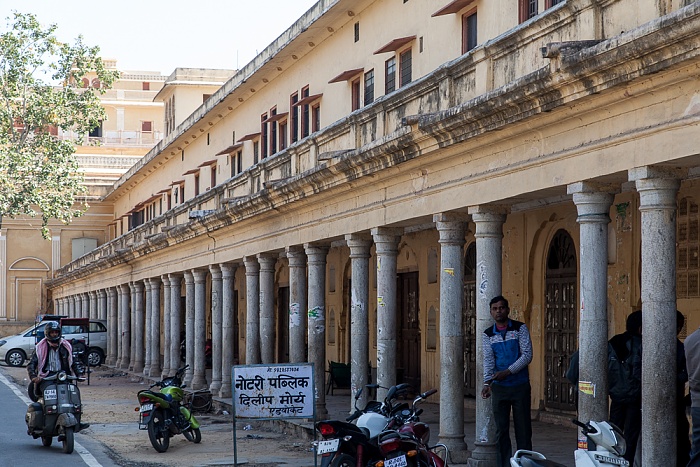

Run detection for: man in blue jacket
[[481, 295, 534, 467]]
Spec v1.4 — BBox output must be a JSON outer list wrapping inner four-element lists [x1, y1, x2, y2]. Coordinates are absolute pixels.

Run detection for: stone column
[[568, 183, 615, 427], [286, 246, 307, 363], [629, 167, 681, 466], [467, 207, 507, 466], [258, 254, 277, 364], [119, 284, 131, 369], [98, 289, 108, 321], [244, 256, 261, 364], [169, 273, 183, 377], [305, 243, 329, 417], [69, 296, 76, 318], [209, 264, 223, 394], [346, 233, 372, 412], [371, 227, 402, 402], [129, 283, 137, 371], [220, 263, 237, 398], [434, 213, 469, 463], [161, 275, 172, 378], [82, 293, 89, 318], [132, 281, 145, 373], [192, 269, 208, 390], [75, 294, 82, 318], [149, 277, 162, 377], [184, 270, 195, 386], [143, 279, 153, 376], [89, 291, 97, 320], [107, 288, 118, 365]]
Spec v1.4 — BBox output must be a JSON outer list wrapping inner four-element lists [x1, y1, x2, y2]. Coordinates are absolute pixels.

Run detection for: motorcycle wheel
[[331, 453, 357, 467], [41, 436, 52, 447], [183, 427, 202, 443], [147, 409, 171, 453], [62, 427, 74, 454]]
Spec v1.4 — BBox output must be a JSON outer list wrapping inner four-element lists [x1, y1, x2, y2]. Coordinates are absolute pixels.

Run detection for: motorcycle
[[25, 370, 85, 454], [70, 338, 88, 376], [374, 388, 448, 467], [136, 364, 202, 452], [510, 419, 628, 467], [314, 383, 413, 467]]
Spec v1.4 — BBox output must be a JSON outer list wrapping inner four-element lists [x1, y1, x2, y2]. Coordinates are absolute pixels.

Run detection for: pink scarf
[[35, 339, 73, 378]]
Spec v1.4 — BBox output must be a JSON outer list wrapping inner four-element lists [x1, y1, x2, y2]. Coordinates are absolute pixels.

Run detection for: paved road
[[0, 370, 120, 467]]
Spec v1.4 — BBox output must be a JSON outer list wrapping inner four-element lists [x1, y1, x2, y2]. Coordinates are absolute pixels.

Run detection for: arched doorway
[[544, 229, 578, 412], [463, 243, 477, 397]]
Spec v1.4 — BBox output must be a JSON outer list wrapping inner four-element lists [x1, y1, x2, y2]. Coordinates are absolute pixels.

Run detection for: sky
[[1, 0, 319, 75]]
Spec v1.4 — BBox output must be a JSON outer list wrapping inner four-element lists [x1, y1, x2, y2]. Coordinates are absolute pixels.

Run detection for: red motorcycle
[[373, 388, 448, 467]]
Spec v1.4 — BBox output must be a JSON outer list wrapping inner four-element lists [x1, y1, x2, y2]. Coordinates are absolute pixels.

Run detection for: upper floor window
[[462, 10, 478, 53], [301, 86, 310, 138], [354, 22, 360, 42], [312, 104, 321, 133], [269, 107, 278, 155], [142, 82, 150, 91], [290, 92, 299, 144], [399, 49, 412, 86], [253, 139, 260, 164], [385, 57, 396, 94], [364, 69, 375, 105], [142, 121, 153, 133], [261, 113, 269, 158], [351, 78, 361, 111], [194, 173, 200, 196], [519, 0, 538, 23], [279, 120, 288, 150]]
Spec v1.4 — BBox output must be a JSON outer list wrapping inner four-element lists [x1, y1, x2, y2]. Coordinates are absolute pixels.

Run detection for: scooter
[[136, 365, 202, 452], [510, 419, 628, 467], [25, 370, 85, 454], [374, 388, 448, 467], [314, 383, 412, 467]]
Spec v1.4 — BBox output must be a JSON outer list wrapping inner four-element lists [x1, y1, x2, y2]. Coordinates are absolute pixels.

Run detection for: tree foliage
[[0, 12, 119, 237]]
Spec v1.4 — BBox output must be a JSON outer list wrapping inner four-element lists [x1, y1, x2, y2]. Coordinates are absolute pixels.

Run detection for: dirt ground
[[1, 363, 315, 467]]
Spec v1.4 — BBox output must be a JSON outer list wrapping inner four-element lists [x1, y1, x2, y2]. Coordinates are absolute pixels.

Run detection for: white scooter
[[510, 419, 628, 467]]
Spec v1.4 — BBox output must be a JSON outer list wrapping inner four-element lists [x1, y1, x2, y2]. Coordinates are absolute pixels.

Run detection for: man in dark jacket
[[27, 321, 89, 431], [481, 295, 534, 467], [608, 310, 642, 465]]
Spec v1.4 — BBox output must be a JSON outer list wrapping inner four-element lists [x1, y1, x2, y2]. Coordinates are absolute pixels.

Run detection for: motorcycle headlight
[[58, 371, 68, 382]]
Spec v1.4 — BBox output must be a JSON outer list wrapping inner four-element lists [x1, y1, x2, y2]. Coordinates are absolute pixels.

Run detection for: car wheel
[[5, 349, 26, 367], [87, 348, 104, 366]]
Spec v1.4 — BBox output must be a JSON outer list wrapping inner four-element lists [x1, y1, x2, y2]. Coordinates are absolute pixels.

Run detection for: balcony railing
[[59, 130, 163, 148]]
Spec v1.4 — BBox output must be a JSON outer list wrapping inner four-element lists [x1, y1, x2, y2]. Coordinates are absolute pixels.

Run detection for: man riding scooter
[[27, 321, 90, 432]]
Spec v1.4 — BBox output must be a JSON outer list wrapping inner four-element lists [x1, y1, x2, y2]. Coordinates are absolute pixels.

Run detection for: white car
[[0, 320, 107, 367]]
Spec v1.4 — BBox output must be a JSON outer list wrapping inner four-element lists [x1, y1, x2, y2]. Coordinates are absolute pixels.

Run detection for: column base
[[209, 381, 222, 394], [466, 441, 498, 466], [219, 383, 232, 399], [438, 434, 470, 464], [148, 367, 161, 378], [191, 376, 208, 390]]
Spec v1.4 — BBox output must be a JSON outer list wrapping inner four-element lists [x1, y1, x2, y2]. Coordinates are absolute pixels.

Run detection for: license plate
[[44, 389, 57, 399], [594, 454, 629, 466], [316, 438, 339, 454], [385, 455, 407, 467], [140, 403, 154, 413]]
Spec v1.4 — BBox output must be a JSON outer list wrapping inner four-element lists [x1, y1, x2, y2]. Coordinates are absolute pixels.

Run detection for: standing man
[[481, 295, 533, 467], [686, 323, 700, 467]]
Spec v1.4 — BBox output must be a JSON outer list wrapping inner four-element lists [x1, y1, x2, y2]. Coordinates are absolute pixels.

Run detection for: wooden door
[[544, 229, 578, 412], [463, 243, 477, 397], [277, 286, 290, 363], [397, 272, 421, 391]]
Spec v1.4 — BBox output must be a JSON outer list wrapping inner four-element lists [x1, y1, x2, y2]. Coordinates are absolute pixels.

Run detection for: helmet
[[45, 321, 62, 343]]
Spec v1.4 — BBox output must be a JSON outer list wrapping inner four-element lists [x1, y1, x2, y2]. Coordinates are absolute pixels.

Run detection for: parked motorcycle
[[70, 338, 88, 376], [314, 383, 412, 467], [374, 388, 448, 467], [136, 365, 202, 452], [25, 370, 85, 454], [509, 419, 628, 467]]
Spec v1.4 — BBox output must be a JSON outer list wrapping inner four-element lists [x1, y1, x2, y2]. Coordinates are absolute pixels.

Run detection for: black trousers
[[491, 382, 532, 467], [610, 398, 641, 464]]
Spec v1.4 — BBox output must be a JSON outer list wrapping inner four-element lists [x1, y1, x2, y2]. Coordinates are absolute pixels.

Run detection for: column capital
[[345, 234, 373, 258], [469, 207, 507, 239], [97, 289, 107, 298], [434, 213, 467, 245], [106, 288, 117, 298], [304, 243, 330, 263], [570, 189, 615, 224], [192, 269, 208, 283], [257, 253, 278, 271], [371, 228, 402, 256], [628, 165, 686, 183], [209, 264, 222, 279], [150, 276, 162, 286], [132, 281, 145, 292], [89, 290, 97, 298], [286, 245, 307, 268], [243, 256, 260, 273], [168, 272, 184, 285], [220, 263, 237, 277], [629, 167, 681, 211]]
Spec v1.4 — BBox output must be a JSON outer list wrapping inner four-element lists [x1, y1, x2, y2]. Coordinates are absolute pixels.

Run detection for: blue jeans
[[491, 381, 532, 467], [689, 406, 700, 467]]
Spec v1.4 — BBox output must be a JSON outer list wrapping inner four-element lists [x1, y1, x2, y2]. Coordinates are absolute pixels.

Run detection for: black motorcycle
[[26, 371, 85, 454]]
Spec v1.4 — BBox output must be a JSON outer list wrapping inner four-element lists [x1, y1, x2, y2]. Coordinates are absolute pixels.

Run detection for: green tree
[[0, 12, 119, 238]]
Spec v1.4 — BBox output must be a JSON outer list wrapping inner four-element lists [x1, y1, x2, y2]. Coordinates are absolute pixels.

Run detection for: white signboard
[[232, 363, 314, 419]]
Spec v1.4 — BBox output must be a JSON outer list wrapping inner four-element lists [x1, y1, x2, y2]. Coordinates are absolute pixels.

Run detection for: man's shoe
[[78, 422, 90, 431]]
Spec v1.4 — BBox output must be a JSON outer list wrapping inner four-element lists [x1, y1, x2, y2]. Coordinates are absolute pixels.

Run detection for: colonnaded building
[[39, 0, 700, 465]]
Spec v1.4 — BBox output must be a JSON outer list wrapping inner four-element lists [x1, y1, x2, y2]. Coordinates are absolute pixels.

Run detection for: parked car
[[0, 319, 107, 367]]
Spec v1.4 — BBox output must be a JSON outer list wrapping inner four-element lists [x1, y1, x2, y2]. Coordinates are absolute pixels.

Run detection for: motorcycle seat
[[520, 456, 566, 467]]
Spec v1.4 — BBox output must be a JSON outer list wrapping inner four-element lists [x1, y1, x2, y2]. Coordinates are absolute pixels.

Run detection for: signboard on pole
[[233, 363, 314, 419]]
